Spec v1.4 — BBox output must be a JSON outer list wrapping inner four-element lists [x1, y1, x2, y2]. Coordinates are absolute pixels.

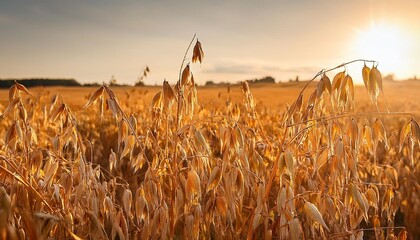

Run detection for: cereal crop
[[0, 37, 418, 239]]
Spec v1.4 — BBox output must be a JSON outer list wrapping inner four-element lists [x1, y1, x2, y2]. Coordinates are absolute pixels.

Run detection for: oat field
[[0, 40, 419, 240]]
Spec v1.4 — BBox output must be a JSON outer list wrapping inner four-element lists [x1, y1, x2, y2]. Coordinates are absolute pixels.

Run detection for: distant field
[[1, 80, 419, 116]]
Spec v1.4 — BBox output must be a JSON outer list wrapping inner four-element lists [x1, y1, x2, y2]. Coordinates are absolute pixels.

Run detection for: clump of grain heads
[[0, 40, 418, 240]]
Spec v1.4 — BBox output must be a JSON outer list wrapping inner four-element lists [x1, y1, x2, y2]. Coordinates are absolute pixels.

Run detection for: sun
[[353, 22, 411, 79]]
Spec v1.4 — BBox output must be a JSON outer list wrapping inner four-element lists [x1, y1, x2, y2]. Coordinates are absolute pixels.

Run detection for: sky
[[0, 0, 419, 85]]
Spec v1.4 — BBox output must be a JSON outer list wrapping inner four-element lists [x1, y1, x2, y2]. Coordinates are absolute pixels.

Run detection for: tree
[[109, 75, 117, 86]]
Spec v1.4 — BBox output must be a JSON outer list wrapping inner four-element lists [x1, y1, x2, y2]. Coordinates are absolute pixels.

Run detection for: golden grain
[[0, 39, 417, 240]]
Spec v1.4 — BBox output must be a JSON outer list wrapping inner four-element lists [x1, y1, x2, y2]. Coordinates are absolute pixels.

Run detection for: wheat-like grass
[[0, 37, 418, 240]]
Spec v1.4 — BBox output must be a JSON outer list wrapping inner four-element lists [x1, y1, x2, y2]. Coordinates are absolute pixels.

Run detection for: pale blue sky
[[1, 0, 419, 85]]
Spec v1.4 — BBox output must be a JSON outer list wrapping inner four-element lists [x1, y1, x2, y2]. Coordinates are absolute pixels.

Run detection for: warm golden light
[[354, 23, 411, 78]]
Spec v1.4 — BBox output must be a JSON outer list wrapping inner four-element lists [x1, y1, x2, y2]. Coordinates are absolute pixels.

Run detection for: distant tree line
[[205, 76, 276, 86], [0, 78, 81, 88], [246, 76, 275, 84]]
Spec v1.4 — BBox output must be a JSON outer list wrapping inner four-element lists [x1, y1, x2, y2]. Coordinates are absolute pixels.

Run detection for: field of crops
[[0, 41, 419, 240]]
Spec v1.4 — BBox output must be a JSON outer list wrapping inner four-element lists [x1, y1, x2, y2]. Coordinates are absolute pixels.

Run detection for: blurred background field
[[1, 80, 418, 116]]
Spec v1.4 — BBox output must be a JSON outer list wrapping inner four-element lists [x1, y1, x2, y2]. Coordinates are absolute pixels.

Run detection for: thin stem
[[104, 85, 150, 167], [298, 59, 377, 98], [0, 159, 54, 212], [178, 34, 197, 83], [170, 33, 196, 238], [287, 111, 413, 128], [180, 154, 263, 182]]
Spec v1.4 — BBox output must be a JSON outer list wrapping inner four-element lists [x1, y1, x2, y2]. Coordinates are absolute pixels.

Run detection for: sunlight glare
[[354, 23, 411, 79]]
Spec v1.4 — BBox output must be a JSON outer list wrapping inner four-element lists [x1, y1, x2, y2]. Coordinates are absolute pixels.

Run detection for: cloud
[[279, 66, 321, 74], [204, 63, 259, 74], [204, 60, 320, 77]]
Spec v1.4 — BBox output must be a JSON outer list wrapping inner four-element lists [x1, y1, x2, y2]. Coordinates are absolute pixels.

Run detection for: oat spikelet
[[122, 189, 132, 217], [398, 229, 408, 240], [8, 85, 17, 101], [349, 183, 368, 220], [206, 166, 222, 192], [83, 86, 105, 109], [399, 121, 411, 152], [194, 130, 210, 154], [304, 201, 329, 231], [181, 65, 191, 87], [163, 80, 175, 109], [373, 118, 387, 148], [322, 74, 332, 94], [151, 91, 163, 109], [15, 82, 31, 96], [0, 187, 11, 233], [192, 40, 204, 63], [289, 218, 302, 240], [316, 77, 325, 98], [362, 63, 370, 91], [365, 188, 378, 209], [252, 211, 261, 231], [5, 122, 17, 146], [410, 119, 420, 147], [121, 135, 135, 159], [50, 104, 66, 121], [314, 148, 329, 173], [332, 71, 345, 93], [186, 169, 201, 200], [285, 150, 296, 182], [368, 65, 383, 109]]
